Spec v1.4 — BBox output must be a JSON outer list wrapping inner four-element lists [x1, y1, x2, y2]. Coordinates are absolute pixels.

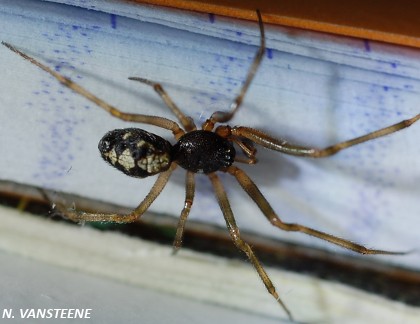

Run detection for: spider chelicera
[[3, 10, 419, 321]]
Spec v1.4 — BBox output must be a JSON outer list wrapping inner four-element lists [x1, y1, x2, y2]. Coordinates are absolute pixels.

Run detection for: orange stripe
[[130, 0, 420, 48]]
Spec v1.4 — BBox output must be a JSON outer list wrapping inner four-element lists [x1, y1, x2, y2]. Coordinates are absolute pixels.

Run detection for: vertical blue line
[[363, 39, 371, 52], [110, 14, 117, 29], [208, 13, 215, 23]]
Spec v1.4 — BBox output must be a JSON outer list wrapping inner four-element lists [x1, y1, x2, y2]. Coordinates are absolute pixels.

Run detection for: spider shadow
[[51, 61, 176, 121], [239, 146, 300, 186]]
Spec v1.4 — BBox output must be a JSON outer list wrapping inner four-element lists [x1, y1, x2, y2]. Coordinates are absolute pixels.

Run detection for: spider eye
[[98, 128, 173, 178]]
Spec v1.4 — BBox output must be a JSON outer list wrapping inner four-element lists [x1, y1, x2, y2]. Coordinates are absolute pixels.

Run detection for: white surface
[[0, 252, 282, 324], [0, 0, 419, 270], [1, 205, 420, 323]]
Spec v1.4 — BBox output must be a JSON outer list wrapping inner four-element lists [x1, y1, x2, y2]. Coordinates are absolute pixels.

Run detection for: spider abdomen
[[98, 128, 173, 178], [173, 130, 236, 173]]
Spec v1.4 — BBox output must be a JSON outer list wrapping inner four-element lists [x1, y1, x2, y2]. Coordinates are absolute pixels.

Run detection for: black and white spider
[[3, 10, 419, 321]]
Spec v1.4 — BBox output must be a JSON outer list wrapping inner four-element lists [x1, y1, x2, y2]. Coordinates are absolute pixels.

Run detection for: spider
[[3, 10, 419, 321]]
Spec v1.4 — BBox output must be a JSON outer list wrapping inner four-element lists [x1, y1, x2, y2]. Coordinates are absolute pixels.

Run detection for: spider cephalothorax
[[173, 130, 236, 173], [3, 9, 419, 321]]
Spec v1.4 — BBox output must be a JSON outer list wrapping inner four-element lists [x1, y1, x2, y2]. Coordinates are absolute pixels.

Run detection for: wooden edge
[[130, 0, 420, 49]]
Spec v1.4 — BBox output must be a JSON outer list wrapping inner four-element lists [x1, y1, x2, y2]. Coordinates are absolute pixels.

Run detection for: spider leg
[[208, 172, 293, 321], [128, 77, 197, 132], [202, 10, 265, 130], [1, 42, 184, 138], [225, 165, 407, 255], [230, 113, 420, 157], [173, 171, 195, 253], [42, 164, 176, 223]]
